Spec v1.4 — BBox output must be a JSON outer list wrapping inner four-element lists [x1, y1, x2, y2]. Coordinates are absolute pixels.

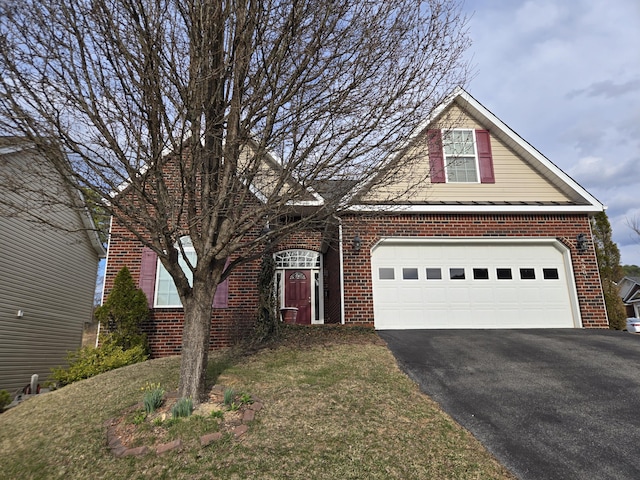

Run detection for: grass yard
[[0, 326, 514, 479]]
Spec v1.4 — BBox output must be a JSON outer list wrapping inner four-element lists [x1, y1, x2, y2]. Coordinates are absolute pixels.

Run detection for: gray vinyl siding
[[0, 149, 101, 394]]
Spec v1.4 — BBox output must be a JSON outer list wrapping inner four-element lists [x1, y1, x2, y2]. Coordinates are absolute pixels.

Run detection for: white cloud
[[567, 79, 640, 100], [513, 1, 566, 33], [462, 0, 640, 265], [568, 156, 640, 189]]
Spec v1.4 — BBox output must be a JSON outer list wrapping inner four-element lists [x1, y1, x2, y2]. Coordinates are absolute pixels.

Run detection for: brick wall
[[102, 222, 262, 356], [103, 220, 330, 357], [340, 212, 608, 328], [103, 210, 607, 356]]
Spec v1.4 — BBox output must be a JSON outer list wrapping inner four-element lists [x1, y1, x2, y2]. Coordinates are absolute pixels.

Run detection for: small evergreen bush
[[50, 341, 148, 387], [95, 266, 149, 352], [0, 389, 11, 412]]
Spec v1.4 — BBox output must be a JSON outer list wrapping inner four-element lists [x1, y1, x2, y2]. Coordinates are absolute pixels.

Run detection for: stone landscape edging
[[105, 392, 264, 458]]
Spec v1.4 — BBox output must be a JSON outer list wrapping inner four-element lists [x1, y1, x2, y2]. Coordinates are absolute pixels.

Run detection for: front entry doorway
[[275, 250, 323, 325], [285, 270, 311, 324]]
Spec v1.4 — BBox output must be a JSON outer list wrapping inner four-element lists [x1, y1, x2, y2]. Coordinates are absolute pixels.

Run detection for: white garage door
[[371, 239, 580, 329]]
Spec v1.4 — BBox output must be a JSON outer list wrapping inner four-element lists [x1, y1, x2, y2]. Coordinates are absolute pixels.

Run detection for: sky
[[461, 0, 640, 266]]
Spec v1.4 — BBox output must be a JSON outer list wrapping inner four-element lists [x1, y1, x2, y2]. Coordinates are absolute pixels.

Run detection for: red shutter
[[427, 129, 446, 183], [213, 258, 230, 309], [139, 247, 158, 308], [476, 129, 495, 184]]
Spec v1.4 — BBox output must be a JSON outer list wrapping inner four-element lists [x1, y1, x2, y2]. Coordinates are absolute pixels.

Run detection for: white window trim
[[274, 249, 324, 324], [443, 128, 480, 184], [154, 237, 195, 308]]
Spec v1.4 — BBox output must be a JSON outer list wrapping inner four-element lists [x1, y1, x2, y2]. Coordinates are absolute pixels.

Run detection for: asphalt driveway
[[378, 329, 640, 480]]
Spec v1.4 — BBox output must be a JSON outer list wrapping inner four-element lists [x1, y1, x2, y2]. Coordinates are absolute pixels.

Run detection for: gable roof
[[619, 277, 640, 304], [111, 136, 325, 209], [351, 87, 605, 214]]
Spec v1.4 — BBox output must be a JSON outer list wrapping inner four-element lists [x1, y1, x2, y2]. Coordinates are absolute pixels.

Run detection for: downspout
[[336, 216, 346, 325]]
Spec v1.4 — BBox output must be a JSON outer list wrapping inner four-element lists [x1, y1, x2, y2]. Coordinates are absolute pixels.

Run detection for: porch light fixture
[[352, 234, 362, 251], [576, 233, 588, 253], [261, 224, 273, 244]]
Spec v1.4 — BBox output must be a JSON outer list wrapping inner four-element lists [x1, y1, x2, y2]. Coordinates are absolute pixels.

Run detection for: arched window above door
[[274, 250, 320, 269]]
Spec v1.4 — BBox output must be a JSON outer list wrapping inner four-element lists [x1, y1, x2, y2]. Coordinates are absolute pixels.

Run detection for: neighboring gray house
[[619, 276, 640, 319], [0, 139, 105, 394]]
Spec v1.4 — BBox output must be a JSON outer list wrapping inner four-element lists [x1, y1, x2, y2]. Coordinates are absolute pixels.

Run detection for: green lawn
[[0, 327, 514, 479]]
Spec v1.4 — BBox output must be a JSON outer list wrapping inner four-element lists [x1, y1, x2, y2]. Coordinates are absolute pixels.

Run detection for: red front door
[[285, 270, 311, 324]]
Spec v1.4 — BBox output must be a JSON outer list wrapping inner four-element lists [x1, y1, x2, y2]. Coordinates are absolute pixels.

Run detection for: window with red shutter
[[140, 239, 229, 309], [427, 129, 446, 183], [139, 247, 158, 308], [475, 129, 495, 183], [435, 128, 495, 184]]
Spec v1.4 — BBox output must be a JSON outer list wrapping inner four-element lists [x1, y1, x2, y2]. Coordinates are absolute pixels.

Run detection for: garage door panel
[[424, 286, 447, 301], [372, 241, 578, 329], [469, 286, 494, 304], [402, 285, 424, 303]]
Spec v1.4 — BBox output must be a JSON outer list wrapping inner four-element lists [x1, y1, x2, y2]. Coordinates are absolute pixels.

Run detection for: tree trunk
[[178, 282, 216, 403]]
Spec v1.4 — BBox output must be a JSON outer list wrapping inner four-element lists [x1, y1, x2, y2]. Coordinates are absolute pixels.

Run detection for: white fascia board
[[285, 186, 325, 207], [111, 133, 326, 207], [260, 148, 327, 205], [405, 86, 465, 141], [286, 199, 325, 207], [0, 144, 32, 156], [248, 183, 268, 203], [386, 87, 604, 211], [247, 183, 324, 207], [347, 89, 462, 200], [347, 203, 603, 214], [454, 90, 604, 210]]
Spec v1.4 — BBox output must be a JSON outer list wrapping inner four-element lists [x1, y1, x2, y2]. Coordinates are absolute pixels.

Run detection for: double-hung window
[[427, 128, 494, 184], [155, 237, 196, 307], [443, 129, 479, 183], [138, 238, 229, 309]]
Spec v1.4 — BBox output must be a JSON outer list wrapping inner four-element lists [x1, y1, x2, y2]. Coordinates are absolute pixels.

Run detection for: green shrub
[[132, 410, 147, 425], [51, 341, 148, 387], [171, 397, 193, 418], [95, 266, 149, 352], [223, 388, 235, 407], [0, 390, 11, 412], [143, 385, 165, 414]]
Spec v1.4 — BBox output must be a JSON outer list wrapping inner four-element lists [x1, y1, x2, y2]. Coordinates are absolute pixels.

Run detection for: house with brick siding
[[102, 87, 608, 357]]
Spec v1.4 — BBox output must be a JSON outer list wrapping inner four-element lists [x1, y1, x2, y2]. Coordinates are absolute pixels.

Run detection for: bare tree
[[0, 0, 470, 401], [629, 216, 640, 241]]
